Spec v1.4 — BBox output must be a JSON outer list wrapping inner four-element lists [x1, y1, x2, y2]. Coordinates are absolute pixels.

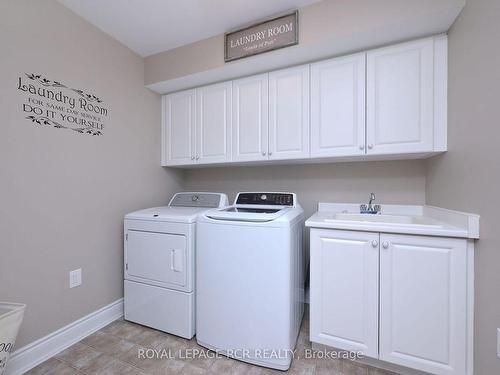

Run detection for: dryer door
[[125, 230, 187, 289]]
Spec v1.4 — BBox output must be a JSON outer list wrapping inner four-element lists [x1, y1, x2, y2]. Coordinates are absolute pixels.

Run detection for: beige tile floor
[[26, 309, 398, 375]]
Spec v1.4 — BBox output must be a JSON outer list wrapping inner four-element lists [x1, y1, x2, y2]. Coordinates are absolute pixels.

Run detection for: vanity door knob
[[382, 241, 389, 249], [268, 151, 273, 156], [262, 151, 267, 156], [359, 145, 364, 150], [368, 144, 374, 150], [191, 156, 195, 160], [196, 155, 200, 160], [371, 240, 379, 248]]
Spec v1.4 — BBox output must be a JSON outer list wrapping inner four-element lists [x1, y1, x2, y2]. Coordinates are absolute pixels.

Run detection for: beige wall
[[4, 4, 498, 375], [145, 0, 463, 92], [184, 160, 426, 222], [426, 0, 500, 373], [0, 0, 183, 348]]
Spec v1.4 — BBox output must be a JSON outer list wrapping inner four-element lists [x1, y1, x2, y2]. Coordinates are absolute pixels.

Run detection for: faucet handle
[[370, 192, 376, 201]]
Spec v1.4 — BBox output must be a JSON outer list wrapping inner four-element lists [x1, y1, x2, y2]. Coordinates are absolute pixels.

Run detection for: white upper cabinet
[[367, 38, 435, 154], [269, 65, 310, 160], [232, 73, 269, 162], [379, 233, 467, 375], [311, 53, 366, 157], [162, 89, 196, 166], [310, 229, 379, 358], [196, 82, 232, 164], [161, 36, 447, 167]]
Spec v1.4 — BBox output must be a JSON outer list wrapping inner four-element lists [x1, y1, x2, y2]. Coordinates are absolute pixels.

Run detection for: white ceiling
[[57, 0, 322, 57]]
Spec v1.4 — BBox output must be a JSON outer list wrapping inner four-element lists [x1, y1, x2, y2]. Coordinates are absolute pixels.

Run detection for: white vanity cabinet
[[379, 233, 467, 375], [310, 228, 471, 375], [310, 229, 379, 358], [162, 82, 232, 166]]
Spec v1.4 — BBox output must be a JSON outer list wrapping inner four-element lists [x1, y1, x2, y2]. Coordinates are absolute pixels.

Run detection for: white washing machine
[[124, 192, 228, 339], [196, 192, 305, 370]]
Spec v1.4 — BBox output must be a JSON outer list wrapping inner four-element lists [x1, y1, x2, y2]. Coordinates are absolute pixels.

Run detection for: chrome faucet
[[360, 193, 381, 214]]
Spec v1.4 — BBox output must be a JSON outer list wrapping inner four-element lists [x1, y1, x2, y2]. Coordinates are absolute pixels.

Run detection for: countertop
[[305, 203, 480, 239]]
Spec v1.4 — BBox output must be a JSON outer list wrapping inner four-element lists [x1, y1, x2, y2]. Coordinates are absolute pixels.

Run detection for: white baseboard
[[5, 298, 124, 375]]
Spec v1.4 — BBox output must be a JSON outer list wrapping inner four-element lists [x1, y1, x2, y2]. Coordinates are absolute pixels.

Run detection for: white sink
[[325, 213, 443, 228]]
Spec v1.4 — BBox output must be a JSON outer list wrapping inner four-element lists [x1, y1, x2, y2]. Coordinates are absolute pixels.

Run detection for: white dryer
[[196, 192, 305, 370], [124, 192, 228, 339]]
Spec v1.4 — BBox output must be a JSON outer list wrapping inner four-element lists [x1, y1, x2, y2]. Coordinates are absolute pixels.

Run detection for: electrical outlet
[[69, 268, 82, 288], [497, 328, 500, 359]]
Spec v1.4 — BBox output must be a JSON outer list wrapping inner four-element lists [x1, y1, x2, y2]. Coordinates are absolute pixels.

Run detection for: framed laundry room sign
[[224, 10, 298, 62]]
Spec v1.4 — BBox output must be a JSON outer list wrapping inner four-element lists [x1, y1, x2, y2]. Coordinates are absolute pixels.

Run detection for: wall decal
[[17, 73, 109, 136]]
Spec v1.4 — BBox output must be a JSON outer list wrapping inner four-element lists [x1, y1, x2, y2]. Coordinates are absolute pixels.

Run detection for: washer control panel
[[235, 192, 295, 206]]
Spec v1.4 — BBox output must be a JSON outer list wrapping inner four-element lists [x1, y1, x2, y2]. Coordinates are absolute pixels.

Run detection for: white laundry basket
[[0, 303, 26, 375]]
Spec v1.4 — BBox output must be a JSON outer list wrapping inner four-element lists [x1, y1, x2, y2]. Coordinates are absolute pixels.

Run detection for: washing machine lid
[[205, 192, 298, 223], [206, 205, 291, 222]]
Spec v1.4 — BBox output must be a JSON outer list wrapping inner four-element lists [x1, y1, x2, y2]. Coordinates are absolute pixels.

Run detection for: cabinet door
[[310, 229, 379, 358], [379, 234, 467, 375], [366, 39, 434, 154], [310, 53, 366, 157], [196, 82, 232, 164], [269, 65, 310, 160], [162, 90, 196, 166], [232, 74, 269, 162]]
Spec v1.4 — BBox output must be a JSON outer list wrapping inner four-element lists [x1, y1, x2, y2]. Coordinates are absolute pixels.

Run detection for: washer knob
[[261, 194, 267, 200], [192, 195, 199, 202]]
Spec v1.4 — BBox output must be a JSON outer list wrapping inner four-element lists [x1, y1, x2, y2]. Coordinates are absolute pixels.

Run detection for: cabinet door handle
[[359, 145, 364, 150], [382, 241, 389, 249], [196, 155, 200, 160], [262, 151, 267, 156], [268, 151, 273, 156], [371, 240, 379, 248], [191, 156, 195, 160], [368, 144, 374, 150], [170, 249, 175, 271]]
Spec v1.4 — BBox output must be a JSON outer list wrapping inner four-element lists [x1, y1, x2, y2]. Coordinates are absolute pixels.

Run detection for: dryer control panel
[[235, 192, 295, 206], [169, 193, 228, 208]]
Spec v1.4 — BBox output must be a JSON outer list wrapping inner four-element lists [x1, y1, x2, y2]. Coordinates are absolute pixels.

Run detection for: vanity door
[[379, 233, 467, 375], [310, 229, 379, 358]]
